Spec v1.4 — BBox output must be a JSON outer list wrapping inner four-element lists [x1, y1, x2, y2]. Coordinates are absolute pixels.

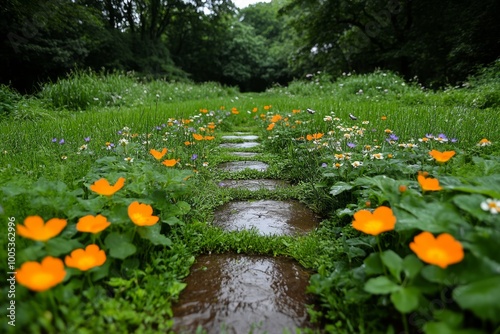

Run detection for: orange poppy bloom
[[128, 201, 159, 226], [184, 141, 192, 146], [207, 123, 216, 129], [17, 216, 67, 242], [76, 214, 111, 234], [193, 133, 204, 141], [418, 175, 442, 191], [16, 256, 66, 292], [410, 231, 464, 268], [90, 177, 125, 196], [200, 108, 208, 113], [267, 123, 275, 131], [263, 105, 271, 110], [252, 108, 258, 112], [271, 115, 282, 123], [162, 159, 179, 167], [204, 136, 215, 140], [399, 185, 408, 193], [182, 119, 192, 124], [150, 148, 167, 160], [352, 206, 396, 236], [292, 109, 300, 114], [231, 107, 239, 114], [381, 116, 387, 120], [306, 133, 324, 141], [65, 244, 106, 271], [429, 150, 455, 163]]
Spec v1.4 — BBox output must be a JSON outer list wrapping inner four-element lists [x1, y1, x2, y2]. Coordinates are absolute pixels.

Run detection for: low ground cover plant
[[0, 69, 499, 333]]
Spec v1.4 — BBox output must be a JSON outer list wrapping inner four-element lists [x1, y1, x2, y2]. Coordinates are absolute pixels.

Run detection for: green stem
[[402, 312, 409, 334], [377, 236, 389, 276]]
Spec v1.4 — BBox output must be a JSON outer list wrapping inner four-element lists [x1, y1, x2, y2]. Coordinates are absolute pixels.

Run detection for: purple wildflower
[[84, 137, 91, 142], [425, 133, 434, 139], [347, 142, 356, 148], [191, 154, 198, 160], [451, 138, 458, 143], [51, 138, 57, 143], [59, 139, 65, 145], [321, 163, 328, 168], [437, 133, 448, 140], [117, 130, 122, 135], [389, 133, 399, 141]]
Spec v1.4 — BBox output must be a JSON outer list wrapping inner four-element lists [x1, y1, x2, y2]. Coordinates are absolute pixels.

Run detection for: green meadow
[[1, 69, 499, 333]]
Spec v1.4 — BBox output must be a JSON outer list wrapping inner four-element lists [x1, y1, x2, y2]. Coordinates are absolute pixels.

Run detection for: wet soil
[[212, 200, 320, 236], [171, 254, 317, 334], [217, 161, 269, 172]]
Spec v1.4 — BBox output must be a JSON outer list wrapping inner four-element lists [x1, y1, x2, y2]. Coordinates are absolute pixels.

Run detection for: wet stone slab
[[217, 161, 268, 172], [172, 254, 317, 334], [218, 179, 289, 191], [230, 152, 258, 158], [219, 142, 260, 149], [221, 135, 259, 141], [213, 200, 320, 236]]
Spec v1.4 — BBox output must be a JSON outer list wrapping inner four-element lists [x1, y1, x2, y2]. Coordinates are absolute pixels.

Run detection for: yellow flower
[[149, 148, 167, 160], [410, 231, 464, 268], [128, 201, 159, 226], [65, 244, 106, 271], [352, 206, 396, 236], [17, 216, 67, 242], [381, 116, 387, 120], [76, 214, 111, 234], [162, 158, 179, 167], [16, 256, 66, 292], [429, 150, 455, 163], [418, 174, 442, 191], [90, 177, 125, 196]]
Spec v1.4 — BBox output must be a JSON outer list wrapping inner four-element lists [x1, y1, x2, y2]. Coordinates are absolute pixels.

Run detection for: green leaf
[[364, 253, 384, 276], [46, 238, 83, 257], [175, 201, 191, 215], [162, 216, 184, 226], [424, 321, 486, 334], [433, 309, 463, 329], [104, 232, 136, 260], [364, 276, 400, 294], [453, 276, 500, 323], [421, 265, 448, 284], [330, 181, 353, 196], [390, 286, 420, 313], [402, 254, 424, 279], [137, 224, 172, 246], [380, 250, 403, 283], [452, 194, 490, 221]]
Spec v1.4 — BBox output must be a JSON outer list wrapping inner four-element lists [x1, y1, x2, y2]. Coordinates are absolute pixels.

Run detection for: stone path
[[172, 133, 319, 333]]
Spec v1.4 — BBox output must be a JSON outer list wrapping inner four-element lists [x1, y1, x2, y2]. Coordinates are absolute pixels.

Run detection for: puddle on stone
[[231, 152, 258, 158], [221, 135, 259, 141], [172, 254, 317, 334], [213, 200, 320, 236], [218, 179, 289, 191], [218, 161, 268, 172], [219, 142, 260, 149]]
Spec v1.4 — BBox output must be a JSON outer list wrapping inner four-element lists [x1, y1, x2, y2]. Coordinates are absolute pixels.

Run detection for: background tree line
[[1, 0, 498, 93]]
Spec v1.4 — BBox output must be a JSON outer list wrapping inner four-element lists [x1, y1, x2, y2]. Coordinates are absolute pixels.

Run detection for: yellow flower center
[[78, 256, 97, 270], [132, 213, 147, 225], [426, 248, 448, 263], [364, 219, 384, 234], [31, 272, 54, 290]]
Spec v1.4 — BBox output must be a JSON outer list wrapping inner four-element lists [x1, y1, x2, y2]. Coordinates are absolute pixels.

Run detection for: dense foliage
[[1, 0, 498, 92]]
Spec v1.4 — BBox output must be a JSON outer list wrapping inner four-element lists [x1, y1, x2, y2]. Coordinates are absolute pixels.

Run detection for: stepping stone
[[218, 161, 268, 172], [172, 254, 317, 334], [231, 152, 258, 158], [212, 200, 320, 236], [219, 142, 260, 149], [221, 135, 259, 141], [218, 179, 289, 191]]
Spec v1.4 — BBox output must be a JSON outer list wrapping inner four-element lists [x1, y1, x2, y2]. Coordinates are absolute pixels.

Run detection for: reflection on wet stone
[[218, 179, 289, 191], [221, 135, 259, 141], [218, 161, 268, 172], [172, 254, 317, 334], [213, 200, 320, 236], [219, 142, 260, 149]]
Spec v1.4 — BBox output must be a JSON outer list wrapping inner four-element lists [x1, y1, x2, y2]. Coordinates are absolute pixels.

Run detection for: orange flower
[[16, 256, 66, 292], [200, 108, 208, 113], [128, 201, 159, 226], [292, 109, 300, 114], [204, 135, 215, 140], [17, 216, 67, 241], [207, 123, 216, 129], [231, 107, 239, 114], [477, 138, 491, 146], [76, 214, 111, 234], [193, 133, 204, 141], [267, 123, 275, 131], [162, 159, 179, 167], [429, 150, 455, 163], [65, 244, 106, 271], [90, 177, 125, 196], [410, 231, 464, 268], [263, 105, 271, 110], [306, 133, 324, 141], [271, 115, 282, 123], [150, 148, 167, 160], [381, 116, 387, 120], [184, 141, 192, 146], [252, 108, 258, 112], [182, 119, 192, 124], [418, 174, 442, 191], [399, 185, 408, 193], [352, 206, 396, 235]]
